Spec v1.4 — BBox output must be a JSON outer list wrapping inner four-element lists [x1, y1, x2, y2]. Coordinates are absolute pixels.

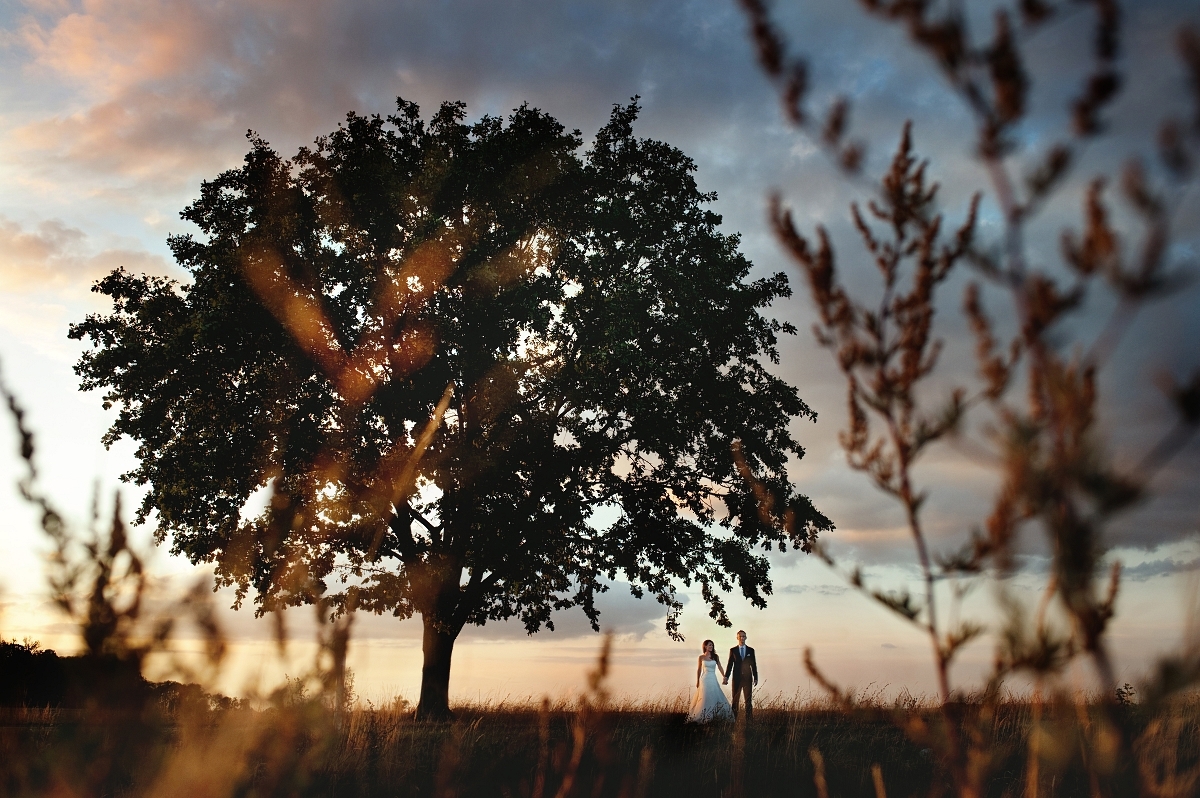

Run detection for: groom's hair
[[737, 630, 746, 636]]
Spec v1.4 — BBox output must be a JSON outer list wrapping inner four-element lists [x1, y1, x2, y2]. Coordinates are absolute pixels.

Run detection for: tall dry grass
[[6, 647, 1199, 797], [735, 1, 1200, 796]]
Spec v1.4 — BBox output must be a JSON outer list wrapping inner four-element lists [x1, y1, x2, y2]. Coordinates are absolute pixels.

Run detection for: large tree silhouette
[[70, 98, 830, 718]]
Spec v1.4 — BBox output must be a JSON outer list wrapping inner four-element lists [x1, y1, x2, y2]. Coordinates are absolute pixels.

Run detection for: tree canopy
[[70, 98, 831, 717]]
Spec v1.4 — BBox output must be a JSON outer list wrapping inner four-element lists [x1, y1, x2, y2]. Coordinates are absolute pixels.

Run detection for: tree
[[70, 98, 831, 718]]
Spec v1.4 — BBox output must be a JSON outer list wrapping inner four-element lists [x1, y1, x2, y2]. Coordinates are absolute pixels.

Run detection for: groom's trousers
[[731, 678, 753, 720]]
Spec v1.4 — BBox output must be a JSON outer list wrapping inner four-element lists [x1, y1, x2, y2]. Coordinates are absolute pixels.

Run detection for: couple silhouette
[[685, 630, 758, 724]]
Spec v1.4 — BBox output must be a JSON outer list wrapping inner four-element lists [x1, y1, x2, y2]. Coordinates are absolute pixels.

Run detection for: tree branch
[[407, 501, 442, 535]]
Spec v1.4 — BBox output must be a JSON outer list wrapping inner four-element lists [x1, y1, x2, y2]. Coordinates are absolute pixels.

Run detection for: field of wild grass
[[5, 687, 1199, 798]]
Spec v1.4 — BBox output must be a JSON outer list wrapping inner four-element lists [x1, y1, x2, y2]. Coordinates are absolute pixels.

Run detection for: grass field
[[5, 689, 1197, 798]]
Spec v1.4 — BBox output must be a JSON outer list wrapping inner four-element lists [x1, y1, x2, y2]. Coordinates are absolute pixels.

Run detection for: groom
[[723, 630, 758, 720]]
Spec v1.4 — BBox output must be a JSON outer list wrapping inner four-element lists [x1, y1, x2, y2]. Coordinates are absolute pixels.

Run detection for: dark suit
[[726, 645, 758, 719]]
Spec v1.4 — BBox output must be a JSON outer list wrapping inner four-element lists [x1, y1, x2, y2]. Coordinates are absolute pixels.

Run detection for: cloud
[[780, 583, 850, 597], [4, 0, 773, 199], [0, 215, 168, 293], [1122, 555, 1200, 582], [1001, 541, 1200, 583], [11, 0, 298, 191]]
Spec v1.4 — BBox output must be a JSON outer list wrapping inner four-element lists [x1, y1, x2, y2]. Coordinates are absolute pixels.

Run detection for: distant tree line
[[0, 639, 242, 712]]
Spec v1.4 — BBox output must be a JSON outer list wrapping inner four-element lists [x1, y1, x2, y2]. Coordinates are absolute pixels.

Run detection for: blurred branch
[[741, 2, 1200, 795]]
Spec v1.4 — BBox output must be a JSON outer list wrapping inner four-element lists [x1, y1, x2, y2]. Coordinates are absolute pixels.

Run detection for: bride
[[686, 639, 734, 723]]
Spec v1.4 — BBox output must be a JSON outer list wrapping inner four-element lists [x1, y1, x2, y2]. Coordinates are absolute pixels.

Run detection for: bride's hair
[[701, 639, 716, 659]]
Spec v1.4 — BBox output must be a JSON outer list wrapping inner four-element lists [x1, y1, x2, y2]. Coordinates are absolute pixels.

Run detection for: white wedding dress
[[686, 658, 734, 723]]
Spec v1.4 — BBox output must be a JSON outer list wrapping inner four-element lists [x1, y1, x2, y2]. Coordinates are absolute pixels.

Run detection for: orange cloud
[[13, 92, 238, 184], [0, 215, 168, 292], [10, 0, 257, 186], [21, 0, 221, 91]]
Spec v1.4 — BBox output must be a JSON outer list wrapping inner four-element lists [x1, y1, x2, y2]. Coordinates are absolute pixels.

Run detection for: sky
[[1, 0, 1198, 706]]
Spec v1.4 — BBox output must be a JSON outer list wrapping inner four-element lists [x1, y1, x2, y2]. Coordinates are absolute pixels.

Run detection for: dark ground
[[7, 701, 1166, 797]]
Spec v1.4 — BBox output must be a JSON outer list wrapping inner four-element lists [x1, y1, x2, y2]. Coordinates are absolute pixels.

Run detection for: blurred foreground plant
[[0, 365, 394, 796], [739, 1, 1200, 796], [1, 366, 222, 795]]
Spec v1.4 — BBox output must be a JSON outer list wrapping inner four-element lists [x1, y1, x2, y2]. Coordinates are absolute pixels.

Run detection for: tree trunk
[[415, 615, 458, 720]]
